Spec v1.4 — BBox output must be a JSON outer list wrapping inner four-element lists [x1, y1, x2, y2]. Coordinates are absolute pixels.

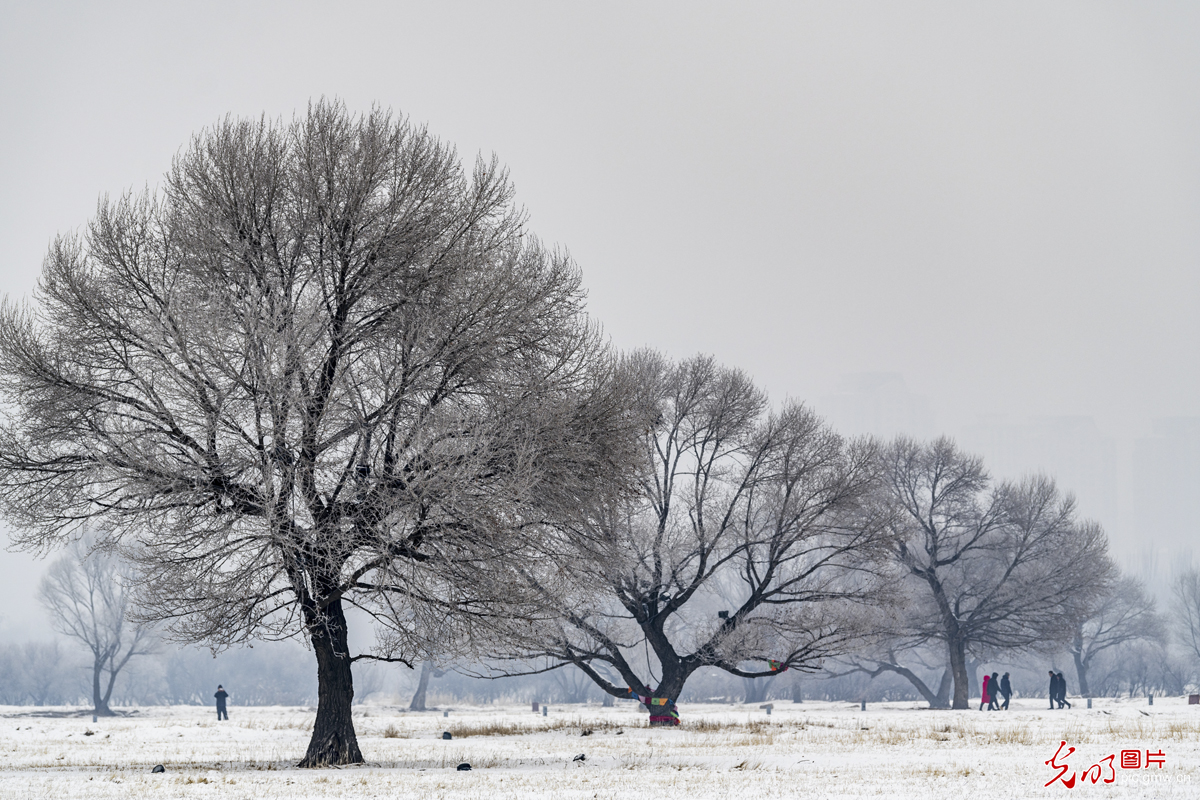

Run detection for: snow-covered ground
[[1, 697, 1196, 798]]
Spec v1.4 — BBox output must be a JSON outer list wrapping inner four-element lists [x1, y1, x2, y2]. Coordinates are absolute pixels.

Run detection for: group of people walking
[[1048, 671, 1071, 709], [979, 671, 1011, 710], [979, 670, 1073, 710]]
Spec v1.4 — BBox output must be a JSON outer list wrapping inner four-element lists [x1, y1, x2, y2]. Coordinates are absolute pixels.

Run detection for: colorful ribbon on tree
[[626, 689, 671, 706], [628, 688, 680, 724]]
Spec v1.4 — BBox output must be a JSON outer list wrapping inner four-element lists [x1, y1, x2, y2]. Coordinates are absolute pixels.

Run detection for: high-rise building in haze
[[959, 415, 1118, 538], [1130, 417, 1199, 589], [817, 373, 934, 440]]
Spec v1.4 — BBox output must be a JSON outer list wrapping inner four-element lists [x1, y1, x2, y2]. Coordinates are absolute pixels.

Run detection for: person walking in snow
[[1055, 672, 1071, 709], [215, 685, 229, 720], [1000, 672, 1012, 710], [980, 672, 991, 711], [987, 672, 1001, 711], [1048, 671, 1057, 709]]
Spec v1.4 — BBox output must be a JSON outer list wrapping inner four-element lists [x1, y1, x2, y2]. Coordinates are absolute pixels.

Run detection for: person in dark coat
[[987, 672, 1001, 711], [215, 685, 229, 720], [1048, 671, 1058, 709], [1000, 672, 1012, 710], [1056, 672, 1071, 709]]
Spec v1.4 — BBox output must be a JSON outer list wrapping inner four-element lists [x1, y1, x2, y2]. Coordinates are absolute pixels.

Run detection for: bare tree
[[24, 642, 72, 705], [831, 637, 955, 708], [742, 675, 770, 704], [878, 437, 1111, 709], [0, 641, 72, 705], [0, 101, 635, 764], [1101, 639, 1186, 697], [408, 660, 445, 711], [0, 645, 17, 704], [37, 534, 155, 715], [1173, 568, 1200, 662], [1068, 573, 1164, 697], [550, 664, 597, 703], [500, 353, 891, 724]]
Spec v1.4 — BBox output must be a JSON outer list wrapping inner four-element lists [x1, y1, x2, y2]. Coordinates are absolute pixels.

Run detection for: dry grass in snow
[[0, 696, 1197, 798]]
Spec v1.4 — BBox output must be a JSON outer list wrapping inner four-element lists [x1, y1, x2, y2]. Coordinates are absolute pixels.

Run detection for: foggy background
[[1, 1, 1197, 648]]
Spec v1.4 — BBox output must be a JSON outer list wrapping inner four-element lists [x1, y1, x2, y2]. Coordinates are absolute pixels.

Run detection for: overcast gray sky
[[2, 1, 1198, 637]]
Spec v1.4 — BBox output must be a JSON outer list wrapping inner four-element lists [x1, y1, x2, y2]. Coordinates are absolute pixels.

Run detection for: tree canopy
[[0, 100, 637, 764], [498, 352, 891, 722]]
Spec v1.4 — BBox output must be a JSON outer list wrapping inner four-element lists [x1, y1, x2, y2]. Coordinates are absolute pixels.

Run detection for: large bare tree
[[878, 437, 1110, 709], [1068, 573, 1164, 697], [37, 533, 155, 715], [1172, 568, 1200, 663], [0, 101, 634, 764], [501, 353, 890, 724]]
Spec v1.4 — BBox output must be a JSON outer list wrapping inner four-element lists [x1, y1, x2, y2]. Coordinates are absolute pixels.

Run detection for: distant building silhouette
[[818, 373, 934, 440], [959, 415, 1117, 536], [1128, 418, 1200, 592]]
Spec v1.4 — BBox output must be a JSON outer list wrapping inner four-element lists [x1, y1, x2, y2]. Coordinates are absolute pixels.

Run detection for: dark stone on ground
[[456, 762, 471, 771]]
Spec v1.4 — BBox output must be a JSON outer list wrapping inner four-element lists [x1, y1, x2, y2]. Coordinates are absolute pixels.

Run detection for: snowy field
[[1, 697, 1197, 799]]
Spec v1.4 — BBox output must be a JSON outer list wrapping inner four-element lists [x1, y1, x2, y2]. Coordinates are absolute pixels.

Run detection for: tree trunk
[[1071, 629, 1091, 697], [298, 599, 363, 767], [92, 658, 114, 716], [886, 664, 951, 709], [743, 677, 768, 704], [948, 638, 969, 709], [1072, 650, 1090, 697], [409, 661, 433, 711], [647, 700, 680, 726], [644, 673, 687, 726], [933, 669, 951, 708], [966, 656, 981, 701]]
